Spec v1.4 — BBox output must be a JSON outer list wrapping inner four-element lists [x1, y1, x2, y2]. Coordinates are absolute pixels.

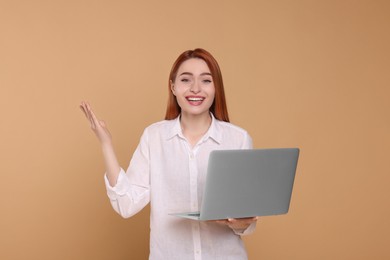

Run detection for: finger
[[80, 102, 94, 127], [100, 120, 106, 128], [84, 102, 101, 129], [244, 217, 257, 224], [229, 217, 256, 225], [88, 105, 101, 128], [245, 216, 258, 223], [79, 102, 89, 119], [83, 105, 96, 128], [236, 216, 257, 221], [214, 220, 229, 225]]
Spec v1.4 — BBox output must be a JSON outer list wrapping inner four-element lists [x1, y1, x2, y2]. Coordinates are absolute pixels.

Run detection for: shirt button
[[190, 154, 194, 159]]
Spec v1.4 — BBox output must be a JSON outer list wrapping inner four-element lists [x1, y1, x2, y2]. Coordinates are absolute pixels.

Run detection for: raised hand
[[80, 101, 120, 186], [80, 101, 112, 145]]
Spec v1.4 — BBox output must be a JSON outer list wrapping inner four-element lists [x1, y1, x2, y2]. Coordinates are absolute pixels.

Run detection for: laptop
[[170, 148, 300, 221]]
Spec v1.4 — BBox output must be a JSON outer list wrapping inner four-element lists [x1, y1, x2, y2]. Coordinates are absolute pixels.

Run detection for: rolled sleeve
[[104, 168, 129, 199]]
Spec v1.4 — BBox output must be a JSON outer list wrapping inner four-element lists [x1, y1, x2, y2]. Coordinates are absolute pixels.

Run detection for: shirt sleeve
[[104, 128, 151, 218], [241, 131, 253, 149]]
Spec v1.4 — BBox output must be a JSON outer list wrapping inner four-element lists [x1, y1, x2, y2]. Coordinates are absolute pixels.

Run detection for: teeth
[[187, 97, 204, 101]]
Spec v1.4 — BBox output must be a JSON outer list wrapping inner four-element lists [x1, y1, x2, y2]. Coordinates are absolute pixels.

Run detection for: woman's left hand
[[213, 216, 258, 230]]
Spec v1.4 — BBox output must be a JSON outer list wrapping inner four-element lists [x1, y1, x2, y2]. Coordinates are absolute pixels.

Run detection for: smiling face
[[171, 58, 215, 119]]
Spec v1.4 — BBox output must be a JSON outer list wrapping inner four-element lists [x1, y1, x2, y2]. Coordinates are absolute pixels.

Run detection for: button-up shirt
[[105, 114, 256, 260]]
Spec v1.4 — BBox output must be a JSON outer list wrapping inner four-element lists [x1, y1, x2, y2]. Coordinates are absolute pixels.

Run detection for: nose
[[190, 80, 201, 93]]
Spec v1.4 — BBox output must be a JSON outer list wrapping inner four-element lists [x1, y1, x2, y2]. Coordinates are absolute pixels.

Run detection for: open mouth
[[186, 97, 205, 102], [185, 96, 205, 106]]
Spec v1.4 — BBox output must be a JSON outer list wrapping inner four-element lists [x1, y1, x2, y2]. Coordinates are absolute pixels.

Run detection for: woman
[[80, 48, 258, 259]]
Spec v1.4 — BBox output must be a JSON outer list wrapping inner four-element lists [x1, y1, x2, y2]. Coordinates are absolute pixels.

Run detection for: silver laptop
[[171, 148, 300, 221]]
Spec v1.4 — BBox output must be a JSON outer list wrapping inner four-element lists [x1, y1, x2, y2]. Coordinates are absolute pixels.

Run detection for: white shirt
[[105, 114, 256, 260]]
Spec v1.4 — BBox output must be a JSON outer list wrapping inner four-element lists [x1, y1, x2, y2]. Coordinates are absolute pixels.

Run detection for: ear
[[170, 80, 176, 96]]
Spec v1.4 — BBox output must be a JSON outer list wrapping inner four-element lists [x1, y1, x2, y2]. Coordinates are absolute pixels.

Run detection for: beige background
[[1, 0, 389, 259]]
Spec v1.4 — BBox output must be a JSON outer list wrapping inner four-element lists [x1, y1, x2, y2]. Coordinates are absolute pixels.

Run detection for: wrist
[[101, 140, 114, 149]]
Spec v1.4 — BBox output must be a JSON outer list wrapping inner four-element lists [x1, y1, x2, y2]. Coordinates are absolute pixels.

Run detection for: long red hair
[[164, 48, 230, 122]]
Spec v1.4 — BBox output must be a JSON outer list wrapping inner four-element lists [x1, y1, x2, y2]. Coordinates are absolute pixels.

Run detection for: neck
[[180, 112, 212, 143]]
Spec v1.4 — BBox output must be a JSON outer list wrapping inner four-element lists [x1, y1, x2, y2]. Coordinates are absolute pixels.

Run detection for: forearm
[[101, 142, 121, 187], [80, 101, 122, 186]]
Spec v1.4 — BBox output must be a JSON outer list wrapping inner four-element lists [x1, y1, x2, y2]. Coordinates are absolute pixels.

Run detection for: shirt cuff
[[104, 168, 130, 199]]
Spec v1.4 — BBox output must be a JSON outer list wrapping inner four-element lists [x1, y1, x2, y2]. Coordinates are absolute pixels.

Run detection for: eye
[[181, 78, 190, 82], [202, 79, 212, 84]]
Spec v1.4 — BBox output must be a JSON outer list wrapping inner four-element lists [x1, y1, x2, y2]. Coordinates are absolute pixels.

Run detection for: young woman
[[80, 48, 258, 260]]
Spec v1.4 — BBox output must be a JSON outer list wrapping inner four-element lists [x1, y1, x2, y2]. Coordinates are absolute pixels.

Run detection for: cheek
[[171, 84, 182, 96], [209, 86, 216, 100], [173, 86, 184, 97], [209, 92, 215, 102]]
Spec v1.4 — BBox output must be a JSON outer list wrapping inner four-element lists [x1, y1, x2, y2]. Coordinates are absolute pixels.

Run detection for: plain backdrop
[[1, 0, 389, 259]]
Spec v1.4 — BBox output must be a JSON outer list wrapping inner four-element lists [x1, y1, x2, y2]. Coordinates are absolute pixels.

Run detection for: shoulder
[[215, 120, 249, 136], [142, 119, 176, 136], [213, 119, 253, 149]]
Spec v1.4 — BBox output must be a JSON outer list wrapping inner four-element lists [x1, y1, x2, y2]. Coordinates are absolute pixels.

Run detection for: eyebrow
[[179, 72, 212, 76]]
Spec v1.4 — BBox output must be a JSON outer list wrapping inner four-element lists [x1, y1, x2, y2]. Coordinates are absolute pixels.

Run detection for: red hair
[[164, 48, 229, 122]]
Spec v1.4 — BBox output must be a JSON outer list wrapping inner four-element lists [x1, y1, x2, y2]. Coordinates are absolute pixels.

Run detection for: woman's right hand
[[80, 101, 112, 145], [80, 101, 121, 186]]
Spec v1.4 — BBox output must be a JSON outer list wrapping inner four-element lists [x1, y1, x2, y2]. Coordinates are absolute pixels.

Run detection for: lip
[[186, 95, 205, 101], [185, 95, 205, 106]]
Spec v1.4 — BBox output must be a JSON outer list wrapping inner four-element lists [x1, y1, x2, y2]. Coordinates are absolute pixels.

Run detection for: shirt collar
[[166, 116, 184, 140], [206, 113, 222, 144], [166, 113, 222, 144]]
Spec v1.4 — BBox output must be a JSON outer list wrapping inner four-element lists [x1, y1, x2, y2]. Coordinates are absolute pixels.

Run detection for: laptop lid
[[199, 148, 299, 220]]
